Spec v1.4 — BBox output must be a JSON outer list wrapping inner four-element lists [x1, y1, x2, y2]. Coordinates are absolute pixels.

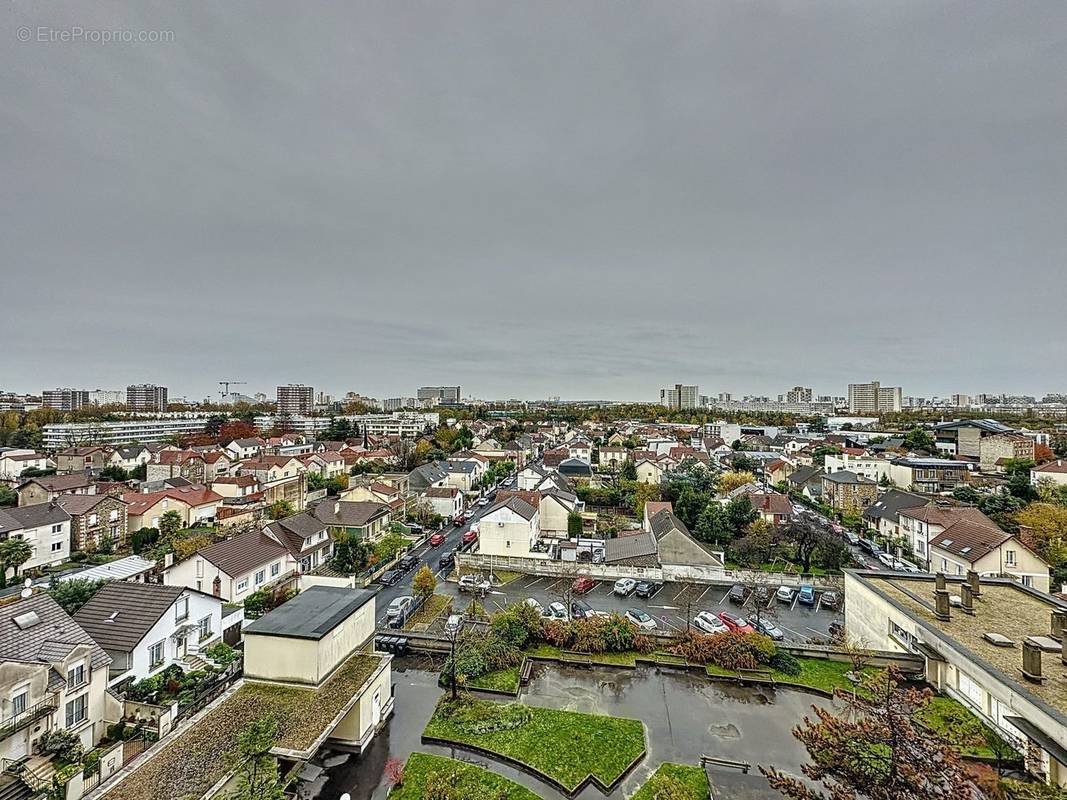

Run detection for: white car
[[476, 497, 490, 507], [458, 574, 490, 594], [613, 578, 638, 596], [877, 552, 897, 568], [693, 611, 728, 635], [547, 601, 568, 619], [524, 598, 544, 614], [776, 585, 796, 604], [625, 608, 657, 630], [444, 614, 464, 635]]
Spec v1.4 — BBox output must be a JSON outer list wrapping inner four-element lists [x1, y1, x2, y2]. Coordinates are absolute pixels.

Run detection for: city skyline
[[5, 2, 1066, 401]]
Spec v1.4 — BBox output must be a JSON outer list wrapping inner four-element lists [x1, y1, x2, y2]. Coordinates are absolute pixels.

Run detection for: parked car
[[876, 552, 897, 568], [547, 601, 568, 619], [894, 558, 920, 573], [843, 531, 860, 546], [693, 610, 727, 635], [438, 550, 456, 568], [453, 515, 467, 527], [407, 523, 424, 535], [444, 614, 464, 635], [776, 585, 796, 604], [613, 578, 638, 597], [571, 600, 593, 619], [572, 576, 595, 595], [458, 574, 490, 594], [717, 611, 754, 634], [625, 608, 657, 630], [820, 590, 841, 610], [797, 585, 816, 606], [502, 478, 514, 486], [476, 497, 490, 507], [462, 529, 479, 545], [398, 555, 419, 572], [429, 532, 445, 547], [751, 617, 785, 640], [857, 538, 876, 554], [378, 569, 401, 586], [524, 598, 544, 615], [727, 584, 747, 604], [635, 581, 662, 599], [386, 596, 414, 627]]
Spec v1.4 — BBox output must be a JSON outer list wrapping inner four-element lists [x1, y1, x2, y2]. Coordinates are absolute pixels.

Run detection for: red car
[[717, 611, 754, 634], [572, 576, 595, 595], [462, 529, 478, 545], [453, 515, 467, 527], [429, 532, 445, 547]]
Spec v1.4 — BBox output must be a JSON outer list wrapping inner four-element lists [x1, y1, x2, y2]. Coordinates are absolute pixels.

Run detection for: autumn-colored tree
[[412, 565, 436, 600], [219, 421, 259, 442], [1033, 443, 1056, 463], [718, 471, 758, 494], [631, 481, 661, 516], [761, 668, 981, 800], [1015, 502, 1067, 572], [267, 500, 294, 520]]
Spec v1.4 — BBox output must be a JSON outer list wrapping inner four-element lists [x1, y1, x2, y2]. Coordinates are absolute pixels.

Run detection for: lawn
[[706, 657, 876, 695], [405, 593, 452, 629], [465, 665, 521, 694], [632, 763, 710, 800], [916, 696, 1018, 760], [389, 753, 540, 800], [423, 696, 646, 792]]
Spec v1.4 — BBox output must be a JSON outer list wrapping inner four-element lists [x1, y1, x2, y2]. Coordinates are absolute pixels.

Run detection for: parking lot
[[437, 573, 842, 642]]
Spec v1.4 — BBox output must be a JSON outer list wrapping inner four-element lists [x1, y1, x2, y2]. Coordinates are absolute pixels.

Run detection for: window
[[51, 542, 63, 552], [255, 570, 265, 586], [88, 514, 98, 526], [65, 694, 87, 727], [66, 662, 86, 689], [148, 641, 165, 669], [1005, 549, 1016, 566], [12, 691, 27, 717], [109, 510, 118, 521], [175, 597, 189, 622], [197, 616, 211, 641], [1022, 576, 1034, 587], [236, 578, 248, 593], [51, 524, 62, 533], [270, 562, 280, 577], [195, 559, 204, 578]]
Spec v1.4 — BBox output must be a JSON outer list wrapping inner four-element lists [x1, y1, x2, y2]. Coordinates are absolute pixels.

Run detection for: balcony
[[0, 697, 57, 739]]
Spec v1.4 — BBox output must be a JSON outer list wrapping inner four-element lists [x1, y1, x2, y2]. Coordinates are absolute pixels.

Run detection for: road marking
[[695, 585, 712, 602], [790, 596, 799, 611], [650, 605, 680, 611], [670, 586, 686, 602]]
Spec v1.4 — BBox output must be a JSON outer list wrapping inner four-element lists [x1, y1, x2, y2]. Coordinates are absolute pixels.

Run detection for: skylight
[[14, 611, 41, 630]]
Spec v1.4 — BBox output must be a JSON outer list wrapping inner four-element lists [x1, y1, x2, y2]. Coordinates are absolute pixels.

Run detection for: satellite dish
[[20, 578, 33, 599]]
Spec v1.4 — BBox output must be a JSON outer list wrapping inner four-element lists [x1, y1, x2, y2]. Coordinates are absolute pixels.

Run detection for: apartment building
[[847, 380, 903, 414], [126, 384, 168, 412], [659, 384, 699, 410], [276, 384, 314, 416], [979, 433, 1036, 474], [890, 457, 972, 493], [417, 385, 461, 405], [42, 388, 90, 411], [42, 418, 210, 447]]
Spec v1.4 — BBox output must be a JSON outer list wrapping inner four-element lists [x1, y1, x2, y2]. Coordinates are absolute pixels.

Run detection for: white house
[[0, 449, 51, 481], [224, 438, 265, 461], [107, 446, 152, 472], [517, 464, 552, 491], [74, 582, 230, 686], [163, 528, 297, 602], [1032, 460, 1067, 488], [478, 495, 543, 559], [422, 486, 464, 521], [0, 503, 72, 578]]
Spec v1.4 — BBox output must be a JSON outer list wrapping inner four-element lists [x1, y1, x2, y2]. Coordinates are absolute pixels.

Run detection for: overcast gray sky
[[4, 2, 1065, 402]]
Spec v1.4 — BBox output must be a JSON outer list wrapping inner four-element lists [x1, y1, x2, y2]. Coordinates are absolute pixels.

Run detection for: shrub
[[769, 651, 801, 676], [670, 630, 776, 670], [204, 642, 240, 666], [490, 603, 543, 650], [40, 729, 84, 765]]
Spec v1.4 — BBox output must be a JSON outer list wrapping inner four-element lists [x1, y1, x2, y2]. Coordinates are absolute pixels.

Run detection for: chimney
[[934, 588, 951, 621], [1021, 638, 1045, 683], [966, 570, 981, 597], [1052, 610, 1067, 643], [960, 583, 975, 615], [935, 572, 947, 592]]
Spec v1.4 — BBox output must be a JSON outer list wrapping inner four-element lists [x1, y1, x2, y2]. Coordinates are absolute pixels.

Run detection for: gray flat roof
[[244, 585, 378, 640]]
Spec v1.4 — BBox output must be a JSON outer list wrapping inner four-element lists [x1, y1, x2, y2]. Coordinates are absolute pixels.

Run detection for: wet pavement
[[304, 656, 833, 800]]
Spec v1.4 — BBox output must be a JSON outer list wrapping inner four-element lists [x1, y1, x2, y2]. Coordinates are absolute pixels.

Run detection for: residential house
[[542, 448, 568, 468], [1032, 460, 1067, 488], [74, 583, 228, 687], [765, 458, 794, 485], [749, 491, 793, 525], [596, 447, 628, 471], [56, 493, 129, 552], [926, 521, 1049, 591], [445, 459, 482, 493], [567, 439, 593, 462], [478, 496, 542, 559], [823, 452, 892, 484], [17, 474, 95, 506], [55, 447, 107, 474], [979, 433, 1036, 474], [0, 503, 72, 577], [536, 489, 582, 539], [238, 457, 308, 512], [164, 528, 296, 601], [786, 465, 823, 500], [310, 499, 392, 545], [107, 446, 151, 473], [223, 438, 265, 461], [300, 452, 347, 479], [0, 450, 51, 481], [421, 486, 464, 522], [557, 458, 593, 482], [821, 470, 878, 513], [634, 457, 665, 485], [123, 486, 223, 530], [146, 451, 207, 484], [407, 461, 449, 493], [890, 457, 972, 494], [0, 593, 112, 770], [209, 475, 263, 501], [647, 508, 725, 572], [898, 504, 999, 566], [265, 512, 334, 572], [201, 451, 233, 481], [934, 418, 1016, 457], [516, 463, 552, 491], [862, 489, 931, 544]]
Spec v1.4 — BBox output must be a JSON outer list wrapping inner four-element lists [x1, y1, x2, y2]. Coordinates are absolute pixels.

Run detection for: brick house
[[821, 470, 878, 513], [146, 451, 207, 484], [56, 493, 130, 552], [979, 433, 1036, 474]]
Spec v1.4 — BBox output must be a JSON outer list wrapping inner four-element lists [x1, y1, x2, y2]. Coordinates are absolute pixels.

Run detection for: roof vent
[[106, 611, 119, 622], [1028, 635, 1063, 654], [983, 632, 1014, 647], [13, 611, 41, 630]]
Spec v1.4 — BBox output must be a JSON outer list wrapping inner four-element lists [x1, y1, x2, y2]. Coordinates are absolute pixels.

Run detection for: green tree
[[811, 445, 841, 467], [227, 717, 286, 800], [620, 459, 638, 481], [48, 578, 106, 614], [724, 496, 758, 538], [158, 510, 183, 543], [0, 486, 16, 507], [902, 427, 936, 451], [567, 511, 583, 537], [694, 503, 728, 544], [0, 538, 34, 588], [267, 500, 294, 520]]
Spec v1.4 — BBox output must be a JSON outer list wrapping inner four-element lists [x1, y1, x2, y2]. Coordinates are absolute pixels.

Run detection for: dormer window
[[66, 661, 86, 690]]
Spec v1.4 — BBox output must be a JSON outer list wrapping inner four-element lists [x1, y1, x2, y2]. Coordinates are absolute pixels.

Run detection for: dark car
[[752, 617, 785, 641], [634, 581, 662, 599], [570, 600, 593, 619], [378, 569, 401, 586], [727, 584, 747, 604], [438, 550, 456, 568], [820, 590, 842, 610], [398, 555, 419, 572]]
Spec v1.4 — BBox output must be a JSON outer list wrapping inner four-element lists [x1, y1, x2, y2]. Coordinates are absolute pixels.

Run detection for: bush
[[670, 630, 776, 670], [39, 729, 84, 765], [490, 603, 543, 650], [769, 651, 801, 676], [131, 527, 160, 555], [204, 642, 240, 666]]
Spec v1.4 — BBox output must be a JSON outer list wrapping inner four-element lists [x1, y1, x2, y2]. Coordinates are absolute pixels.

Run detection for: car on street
[[572, 576, 595, 595], [894, 558, 920, 573], [453, 515, 466, 527], [776, 585, 796, 604], [797, 585, 816, 606], [693, 610, 728, 635], [634, 581, 661, 599], [717, 611, 754, 633], [462, 529, 479, 545], [857, 538, 876, 554], [386, 596, 414, 627], [524, 598, 544, 614], [378, 569, 401, 586], [820, 590, 841, 610], [613, 578, 638, 597], [429, 532, 445, 547], [843, 531, 860, 546], [727, 584, 747, 604], [625, 608, 657, 630], [547, 601, 568, 619], [438, 550, 457, 568], [876, 552, 897, 568], [502, 478, 514, 486], [751, 617, 785, 640], [458, 574, 490, 594], [571, 600, 593, 619], [444, 614, 464, 635], [476, 497, 490, 507], [398, 555, 419, 572]]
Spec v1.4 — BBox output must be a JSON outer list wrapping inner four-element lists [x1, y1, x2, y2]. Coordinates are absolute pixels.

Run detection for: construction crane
[[219, 380, 247, 398]]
